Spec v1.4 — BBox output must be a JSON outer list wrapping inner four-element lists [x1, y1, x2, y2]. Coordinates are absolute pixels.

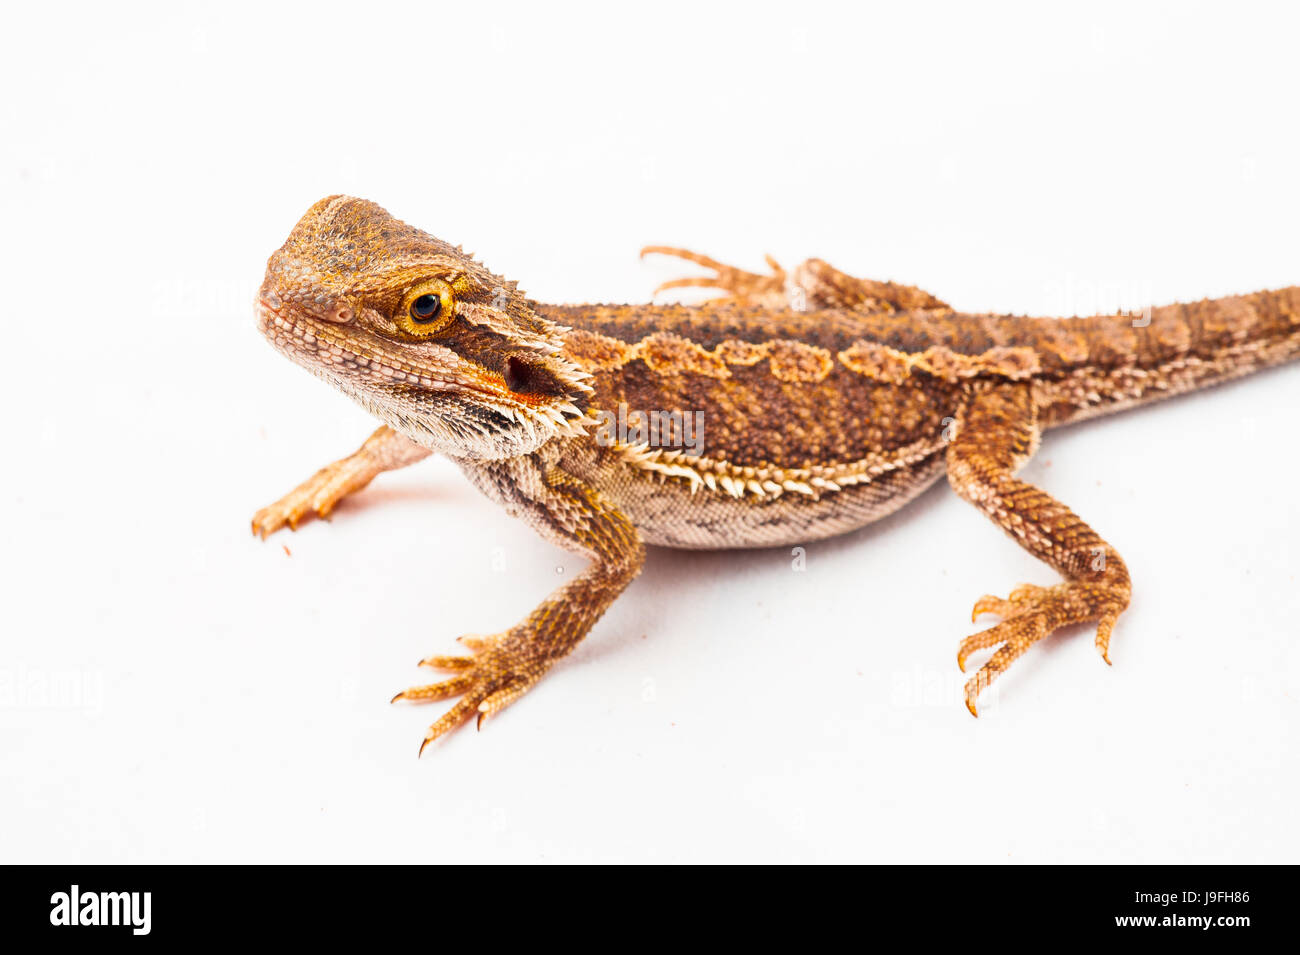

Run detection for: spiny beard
[[333, 375, 586, 461]]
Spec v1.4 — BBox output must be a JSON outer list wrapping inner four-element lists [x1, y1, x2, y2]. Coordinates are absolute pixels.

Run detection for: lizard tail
[[1040, 285, 1300, 427]]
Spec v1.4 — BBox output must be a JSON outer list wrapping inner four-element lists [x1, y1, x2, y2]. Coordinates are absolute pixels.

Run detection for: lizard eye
[[410, 294, 441, 322], [397, 279, 455, 336]]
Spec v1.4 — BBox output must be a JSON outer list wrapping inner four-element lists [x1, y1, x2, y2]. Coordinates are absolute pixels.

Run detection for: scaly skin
[[253, 196, 1300, 750]]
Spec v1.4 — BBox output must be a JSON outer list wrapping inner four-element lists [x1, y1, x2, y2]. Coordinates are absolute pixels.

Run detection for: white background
[[3, 1, 1297, 863]]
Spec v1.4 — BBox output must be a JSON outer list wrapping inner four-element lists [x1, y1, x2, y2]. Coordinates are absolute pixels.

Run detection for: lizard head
[[256, 195, 591, 460]]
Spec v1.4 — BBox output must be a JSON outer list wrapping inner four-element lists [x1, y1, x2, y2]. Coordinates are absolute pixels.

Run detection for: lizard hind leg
[[640, 246, 789, 308], [946, 385, 1131, 715], [640, 245, 951, 312]]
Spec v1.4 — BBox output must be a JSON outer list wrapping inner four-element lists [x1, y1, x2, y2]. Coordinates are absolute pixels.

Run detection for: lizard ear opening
[[504, 355, 570, 399]]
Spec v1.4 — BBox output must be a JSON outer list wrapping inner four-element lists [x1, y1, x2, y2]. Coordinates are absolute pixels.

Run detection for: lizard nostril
[[314, 305, 355, 324], [260, 290, 283, 311]]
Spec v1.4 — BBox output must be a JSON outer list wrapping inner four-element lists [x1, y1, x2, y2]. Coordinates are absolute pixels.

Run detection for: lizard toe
[[394, 633, 545, 754], [251, 448, 393, 539], [958, 581, 1128, 713], [640, 245, 786, 305]]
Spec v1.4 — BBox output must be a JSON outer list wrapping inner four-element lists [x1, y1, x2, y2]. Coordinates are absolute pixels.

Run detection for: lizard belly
[[601, 451, 948, 550]]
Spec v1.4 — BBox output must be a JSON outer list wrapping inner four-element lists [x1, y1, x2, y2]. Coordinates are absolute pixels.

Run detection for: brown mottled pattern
[[767, 340, 834, 382], [580, 345, 953, 469], [562, 327, 633, 370], [712, 339, 768, 365], [547, 286, 1300, 440], [638, 331, 731, 378], [838, 340, 913, 383]]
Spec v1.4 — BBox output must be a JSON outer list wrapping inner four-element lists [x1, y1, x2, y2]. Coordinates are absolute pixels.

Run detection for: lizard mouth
[[255, 299, 520, 407]]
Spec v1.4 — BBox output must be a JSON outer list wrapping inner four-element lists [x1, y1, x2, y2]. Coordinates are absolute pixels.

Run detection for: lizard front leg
[[946, 384, 1132, 715], [641, 246, 950, 312], [251, 425, 432, 537], [392, 457, 645, 754]]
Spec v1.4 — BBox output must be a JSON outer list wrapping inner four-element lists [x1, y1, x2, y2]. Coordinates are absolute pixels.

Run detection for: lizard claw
[[394, 632, 543, 754], [957, 582, 1127, 715]]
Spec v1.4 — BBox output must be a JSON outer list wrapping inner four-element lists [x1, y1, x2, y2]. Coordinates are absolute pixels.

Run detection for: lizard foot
[[640, 246, 788, 306], [251, 426, 429, 538], [958, 582, 1126, 716], [251, 457, 379, 538], [391, 632, 546, 754]]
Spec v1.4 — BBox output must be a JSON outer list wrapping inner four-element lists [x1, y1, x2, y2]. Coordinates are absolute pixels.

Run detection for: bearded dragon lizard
[[252, 196, 1300, 753]]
